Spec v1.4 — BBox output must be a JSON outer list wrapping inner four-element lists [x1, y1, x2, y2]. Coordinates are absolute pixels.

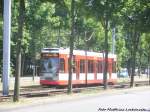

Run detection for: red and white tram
[[40, 48, 117, 86]]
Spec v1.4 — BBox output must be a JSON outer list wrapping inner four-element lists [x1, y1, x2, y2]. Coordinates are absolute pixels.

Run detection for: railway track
[[0, 80, 149, 102]]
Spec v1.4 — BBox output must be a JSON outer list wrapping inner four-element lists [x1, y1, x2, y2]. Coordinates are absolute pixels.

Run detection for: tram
[[39, 48, 117, 86]]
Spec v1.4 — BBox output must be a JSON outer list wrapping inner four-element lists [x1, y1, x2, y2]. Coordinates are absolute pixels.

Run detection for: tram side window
[[60, 58, 65, 73], [80, 60, 85, 73], [88, 60, 94, 73], [112, 61, 116, 73], [97, 61, 103, 73]]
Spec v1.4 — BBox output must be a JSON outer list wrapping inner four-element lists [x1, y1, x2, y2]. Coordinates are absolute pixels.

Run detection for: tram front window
[[41, 58, 59, 75]]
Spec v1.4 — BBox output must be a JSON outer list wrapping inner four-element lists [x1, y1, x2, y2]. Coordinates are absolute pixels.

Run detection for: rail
[[0, 80, 149, 102]]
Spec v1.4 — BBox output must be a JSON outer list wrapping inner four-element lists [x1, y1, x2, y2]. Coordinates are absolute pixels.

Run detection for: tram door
[[70, 56, 79, 81], [73, 59, 80, 81], [75, 60, 79, 80], [108, 62, 112, 79]]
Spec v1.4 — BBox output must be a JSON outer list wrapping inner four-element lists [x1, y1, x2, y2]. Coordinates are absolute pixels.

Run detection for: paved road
[[1, 89, 150, 112]]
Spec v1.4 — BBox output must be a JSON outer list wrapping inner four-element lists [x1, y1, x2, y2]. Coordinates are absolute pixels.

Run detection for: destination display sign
[[41, 53, 59, 58]]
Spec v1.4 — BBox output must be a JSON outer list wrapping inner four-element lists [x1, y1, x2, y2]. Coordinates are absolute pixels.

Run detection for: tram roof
[[41, 48, 116, 59]]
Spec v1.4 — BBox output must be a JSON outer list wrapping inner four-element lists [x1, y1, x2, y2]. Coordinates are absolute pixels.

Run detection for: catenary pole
[[112, 27, 116, 54], [3, 0, 11, 96]]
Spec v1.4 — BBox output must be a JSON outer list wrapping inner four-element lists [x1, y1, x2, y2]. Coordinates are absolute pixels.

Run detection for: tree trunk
[[138, 53, 142, 78], [0, 0, 3, 17], [103, 17, 109, 90], [130, 51, 136, 87], [127, 58, 131, 77], [130, 31, 140, 87], [13, 0, 25, 102], [21, 54, 25, 76], [68, 0, 75, 94], [32, 60, 35, 81]]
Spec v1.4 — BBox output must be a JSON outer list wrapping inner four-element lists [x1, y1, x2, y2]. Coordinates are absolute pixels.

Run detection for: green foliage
[[115, 26, 128, 69], [25, 0, 71, 59], [0, 0, 3, 16]]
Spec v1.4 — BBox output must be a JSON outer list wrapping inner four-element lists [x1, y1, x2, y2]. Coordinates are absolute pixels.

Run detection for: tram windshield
[[40, 58, 59, 74]]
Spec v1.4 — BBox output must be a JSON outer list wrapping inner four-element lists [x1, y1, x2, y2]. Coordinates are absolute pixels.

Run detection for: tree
[[121, 0, 150, 87], [145, 34, 150, 85], [67, 0, 75, 94], [82, 0, 124, 89], [0, 0, 3, 16], [141, 33, 150, 85], [13, 0, 25, 102]]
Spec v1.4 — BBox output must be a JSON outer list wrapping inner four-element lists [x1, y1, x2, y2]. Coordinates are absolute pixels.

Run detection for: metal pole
[[3, 0, 11, 96], [84, 31, 94, 86], [112, 27, 116, 54], [84, 31, 88, 86]]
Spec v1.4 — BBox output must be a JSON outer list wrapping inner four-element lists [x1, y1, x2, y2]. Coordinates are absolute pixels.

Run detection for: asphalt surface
[[0, 88, 150, 112]]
